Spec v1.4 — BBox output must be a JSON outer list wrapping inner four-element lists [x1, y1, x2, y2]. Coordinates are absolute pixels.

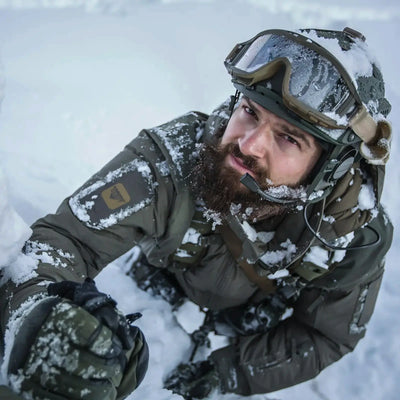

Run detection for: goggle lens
[[228, 33, 355, 126]]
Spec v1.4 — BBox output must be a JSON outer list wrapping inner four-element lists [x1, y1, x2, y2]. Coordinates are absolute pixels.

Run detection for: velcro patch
[[101, 183, 131, 210], [69, 159, 154, 230]]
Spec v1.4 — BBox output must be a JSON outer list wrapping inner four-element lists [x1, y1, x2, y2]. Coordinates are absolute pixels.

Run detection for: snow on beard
[[191, 141, 301, 221]]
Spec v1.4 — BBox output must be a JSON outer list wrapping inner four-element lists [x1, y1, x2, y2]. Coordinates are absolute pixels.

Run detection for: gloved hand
[[7, 278, 148, 400], [164, 360, 220, 400], [128, 253, 186, 310], [212, 294, 288, 336]]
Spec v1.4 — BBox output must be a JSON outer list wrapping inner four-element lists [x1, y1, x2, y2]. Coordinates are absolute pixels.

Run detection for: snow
[[0, 169, 38, 285], [181, 227, 201, 245], [303, 246, 330, 270], [241, 220, 258, 242], [0, 1, 400, 399], [156, 160, 171, 177], [357, 179, 377, 210], [202, 208, 223, 230], [267, 269, 290, 280], [1, 293, 47, 383], [257, 230, 275, 244], [153, 122, 195, 177], [304, 29, 376, 85], [259, 239, 297, 267], [0, 169, 31, 266]]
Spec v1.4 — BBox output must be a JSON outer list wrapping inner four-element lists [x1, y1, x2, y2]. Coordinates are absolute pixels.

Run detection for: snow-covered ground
[[0, 1, 399, 399]]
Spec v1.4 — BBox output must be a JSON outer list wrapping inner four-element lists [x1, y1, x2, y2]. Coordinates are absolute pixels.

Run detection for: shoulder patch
[[101, 183, 131, 210], [69, 159, 154, 230]]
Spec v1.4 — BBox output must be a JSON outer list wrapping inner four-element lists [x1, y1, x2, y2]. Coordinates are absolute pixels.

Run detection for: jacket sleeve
[[0, 130, 174, 335], [210, 211, 393, 395]]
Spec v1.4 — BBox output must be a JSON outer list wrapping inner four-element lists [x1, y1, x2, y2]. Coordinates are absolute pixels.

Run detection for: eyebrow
[[245, 97, 313, 148], [278, 123, 313, 148]]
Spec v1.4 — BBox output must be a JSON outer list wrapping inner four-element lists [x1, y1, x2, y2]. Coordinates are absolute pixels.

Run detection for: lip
[[226, 154, 256, 178]]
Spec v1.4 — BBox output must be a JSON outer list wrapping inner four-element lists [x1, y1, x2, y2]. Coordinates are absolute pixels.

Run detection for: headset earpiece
[[330, 148, 357, 180]]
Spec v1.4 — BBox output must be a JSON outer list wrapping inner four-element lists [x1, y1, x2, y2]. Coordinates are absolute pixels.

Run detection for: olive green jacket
[[0, 101, 393, 395]]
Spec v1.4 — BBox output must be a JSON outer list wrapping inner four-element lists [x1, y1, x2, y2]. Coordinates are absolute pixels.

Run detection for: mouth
[[226, 154, 256, 178]]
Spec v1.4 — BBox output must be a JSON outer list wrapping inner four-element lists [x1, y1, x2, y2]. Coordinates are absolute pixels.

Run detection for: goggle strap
[[359, 120, 392, 165], [350, 106, 392, 164], [228, 90, 241, 117], [349, 106, 377, 143]]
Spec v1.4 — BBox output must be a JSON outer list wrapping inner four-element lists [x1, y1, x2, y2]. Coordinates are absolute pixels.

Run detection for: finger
[[117, 330, 149, 398], [47, 302, 102, 346], [21, 381, 69, 400], [25, 333, 124, 381], [20, 372, 117, 400], [71, 342, 124, 381], [87, 325, 124, 359], [91, 305, 119, 332], [164, 363, 201, 392], [48, 281, 80, 300], [116, 316, 136, 349], [125, 312, 142, 323], [164, 372, 186, 390], [49, 302, 123, 358]]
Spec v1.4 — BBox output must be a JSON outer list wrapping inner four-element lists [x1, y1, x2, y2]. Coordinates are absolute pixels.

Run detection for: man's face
[[221, 97, 322, 192], [192, 97, 323, 220]]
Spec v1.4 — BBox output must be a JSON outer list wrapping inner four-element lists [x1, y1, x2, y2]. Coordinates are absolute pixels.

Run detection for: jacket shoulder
[[145, 111, 208, 186]]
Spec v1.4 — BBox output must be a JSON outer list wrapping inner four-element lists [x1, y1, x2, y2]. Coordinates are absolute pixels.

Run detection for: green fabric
[[0, 385, 26, 400], [116, 332, 145, 400], [13, 300, 125, 400]]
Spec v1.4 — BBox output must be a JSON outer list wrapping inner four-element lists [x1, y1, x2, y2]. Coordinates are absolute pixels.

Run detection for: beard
[[190, 141, 301, 222]]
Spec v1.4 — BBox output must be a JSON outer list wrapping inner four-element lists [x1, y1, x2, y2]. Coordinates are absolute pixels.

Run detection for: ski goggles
[[225, 29, 391, 163]]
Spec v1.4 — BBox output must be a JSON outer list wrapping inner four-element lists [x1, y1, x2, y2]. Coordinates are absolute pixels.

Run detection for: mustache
[[231, 144, 258, 170], [222, 143, 266, 182]]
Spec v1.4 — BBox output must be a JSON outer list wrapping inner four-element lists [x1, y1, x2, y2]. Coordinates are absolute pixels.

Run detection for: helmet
[[225, 27, 392, 203]]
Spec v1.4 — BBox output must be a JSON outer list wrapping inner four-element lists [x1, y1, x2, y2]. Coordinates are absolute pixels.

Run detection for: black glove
[[128, 253, 186, 310], [213, 294, 288, 336], [164, 360, 220, 400], [8, 278, 148, 400], [48, 278, 139, 354]]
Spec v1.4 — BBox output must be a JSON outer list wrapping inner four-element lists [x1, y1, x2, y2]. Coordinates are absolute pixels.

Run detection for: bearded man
[[0, 27, 393, 399]]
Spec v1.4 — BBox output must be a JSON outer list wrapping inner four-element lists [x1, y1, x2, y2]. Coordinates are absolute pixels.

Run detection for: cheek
[[221, 116, 241, 145], [220, 126, 233, 146], [274, 158, 302, 178], [272, 154, 318, 185], [293, 152, 321, 183]]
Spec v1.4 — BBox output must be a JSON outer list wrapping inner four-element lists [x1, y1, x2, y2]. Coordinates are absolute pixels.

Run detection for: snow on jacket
[[0, 100, 393, 395]]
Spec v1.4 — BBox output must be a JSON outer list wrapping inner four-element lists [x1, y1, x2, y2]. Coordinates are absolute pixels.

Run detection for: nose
[[238, 124, 271, 159]]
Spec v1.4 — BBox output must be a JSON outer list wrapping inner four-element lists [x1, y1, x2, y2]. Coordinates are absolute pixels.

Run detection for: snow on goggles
[[225, 29, 391, 164]]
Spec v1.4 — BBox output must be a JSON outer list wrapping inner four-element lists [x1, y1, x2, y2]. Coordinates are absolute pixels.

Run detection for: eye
[[242, 105, 258, 119], [281, 133, 300, 147]]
